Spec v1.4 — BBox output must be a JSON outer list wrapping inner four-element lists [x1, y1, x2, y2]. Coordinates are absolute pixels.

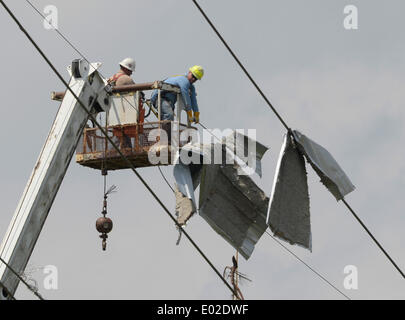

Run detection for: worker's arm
[[115, 75, 135, 86], [150, 89, 158, 106], [177, 78, 193, 111], [189, 84, 198, 112]]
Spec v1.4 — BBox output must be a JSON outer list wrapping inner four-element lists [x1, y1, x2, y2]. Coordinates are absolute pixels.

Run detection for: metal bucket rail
[[76, 121, 189, 170]]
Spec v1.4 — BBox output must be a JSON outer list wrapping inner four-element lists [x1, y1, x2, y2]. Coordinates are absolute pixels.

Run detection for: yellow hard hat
[[189, 65, 204, 80]]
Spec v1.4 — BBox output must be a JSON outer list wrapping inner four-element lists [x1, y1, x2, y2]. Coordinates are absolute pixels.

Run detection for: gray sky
[[0, 0, 404, 299]]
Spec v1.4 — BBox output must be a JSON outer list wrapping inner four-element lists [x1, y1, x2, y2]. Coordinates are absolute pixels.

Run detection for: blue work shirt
[[150, 74, 198, 112]]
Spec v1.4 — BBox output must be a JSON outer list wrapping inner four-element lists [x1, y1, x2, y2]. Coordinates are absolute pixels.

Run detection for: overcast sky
[[0, 0, 404, 300]]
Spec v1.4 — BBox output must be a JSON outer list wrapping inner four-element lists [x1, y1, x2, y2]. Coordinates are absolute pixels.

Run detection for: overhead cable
[[0, 256, 43, 300]]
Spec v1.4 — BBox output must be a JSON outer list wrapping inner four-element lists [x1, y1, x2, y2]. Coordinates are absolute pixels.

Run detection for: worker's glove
[[187, 110, 193, 122], [194, 111, 200, 124]]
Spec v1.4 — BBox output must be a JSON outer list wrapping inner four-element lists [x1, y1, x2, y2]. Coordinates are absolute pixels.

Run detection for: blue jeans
[[161, 99, 174, 121]]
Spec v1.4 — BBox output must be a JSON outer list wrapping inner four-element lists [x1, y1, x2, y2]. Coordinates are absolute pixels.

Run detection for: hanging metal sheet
[[172, 133, 269, 255], [173, 163, 197, 204], [199, 163, 269, 260], [292, 130, 355, 200], [267, 134, 312, 250]]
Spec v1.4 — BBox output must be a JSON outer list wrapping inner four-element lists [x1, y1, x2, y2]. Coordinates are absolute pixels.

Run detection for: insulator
[[96, 216, 113, 234]]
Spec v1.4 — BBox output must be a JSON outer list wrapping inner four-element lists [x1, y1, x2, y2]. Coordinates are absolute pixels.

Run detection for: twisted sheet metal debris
[[267, 134, 312, 250], [173, 131, 269, 259], [199, 162, 269, 260], [292, 130, 355, 201]]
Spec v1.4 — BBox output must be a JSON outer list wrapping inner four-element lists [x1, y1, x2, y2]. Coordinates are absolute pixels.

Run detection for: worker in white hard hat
[[150, 65, 204, 124], [108, 57, 136, 86], [108, 58, 137, 149]]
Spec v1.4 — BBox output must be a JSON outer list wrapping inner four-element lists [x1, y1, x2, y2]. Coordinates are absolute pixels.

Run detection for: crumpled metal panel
[[267, 134, 312, 250], [293, 130, 355, 200], [173, 163, 197, 205], [199, 163, 269, 260], [177, 129, 269, 177], [173, 132, 269, 257]]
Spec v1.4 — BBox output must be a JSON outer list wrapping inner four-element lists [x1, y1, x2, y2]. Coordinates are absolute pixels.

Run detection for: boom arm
[[0, 60, 109, 299]]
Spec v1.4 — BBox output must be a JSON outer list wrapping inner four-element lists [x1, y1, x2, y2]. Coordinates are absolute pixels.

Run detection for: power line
[[265, 231, 351, 300], [342, 199, 404, 278], [191, 0, 290, 131], [0, 0, 238, 298], [0, 256, 43, 300], [158, 166, 175, 193], [191, 0, 405, 280], [25, 0, 88, 63]]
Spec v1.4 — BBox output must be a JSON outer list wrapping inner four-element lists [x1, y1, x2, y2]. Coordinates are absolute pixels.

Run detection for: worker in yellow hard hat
[[151, 65, 204, 124]]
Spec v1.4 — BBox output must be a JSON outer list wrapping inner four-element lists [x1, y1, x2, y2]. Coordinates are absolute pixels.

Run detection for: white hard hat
[[119, 57, 136, 72]]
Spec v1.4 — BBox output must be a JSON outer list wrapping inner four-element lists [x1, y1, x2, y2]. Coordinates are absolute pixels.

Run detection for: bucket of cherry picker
[[75, 81, 195, 170]]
